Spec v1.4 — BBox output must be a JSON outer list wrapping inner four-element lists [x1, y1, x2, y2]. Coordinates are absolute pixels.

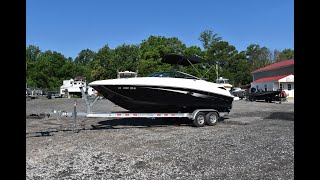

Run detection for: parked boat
[[89, 55, 234, 113]]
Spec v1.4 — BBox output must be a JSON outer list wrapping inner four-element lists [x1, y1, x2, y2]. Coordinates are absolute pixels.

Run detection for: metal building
[[251, 59, 294, 98]]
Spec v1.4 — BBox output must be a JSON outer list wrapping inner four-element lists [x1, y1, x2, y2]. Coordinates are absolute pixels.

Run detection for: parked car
[[231, 87, 246, 99], [231, 87, 242, 92], [46, 91, 62, 99]]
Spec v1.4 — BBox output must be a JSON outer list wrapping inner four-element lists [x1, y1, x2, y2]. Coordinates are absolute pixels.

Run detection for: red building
[[251, 59, 294, 97]]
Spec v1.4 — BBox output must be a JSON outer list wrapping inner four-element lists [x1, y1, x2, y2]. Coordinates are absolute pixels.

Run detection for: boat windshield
[[148, 71, 200, 80], [218, 80, 229, 84]]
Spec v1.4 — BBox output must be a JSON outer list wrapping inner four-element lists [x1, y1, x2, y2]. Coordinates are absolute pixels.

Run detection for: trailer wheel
[[193, 112, 206, 127], [205, 112, 218, 126]]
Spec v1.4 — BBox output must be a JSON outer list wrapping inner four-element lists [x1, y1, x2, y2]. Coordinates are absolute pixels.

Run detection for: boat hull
[[91, 85, 233, 113], [247, 90, 282, 101]]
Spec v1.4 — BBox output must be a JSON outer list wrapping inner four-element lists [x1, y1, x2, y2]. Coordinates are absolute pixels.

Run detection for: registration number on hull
[[118, 87, 136, 90]]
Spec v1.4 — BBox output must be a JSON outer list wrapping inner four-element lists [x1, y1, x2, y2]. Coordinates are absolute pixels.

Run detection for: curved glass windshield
[[221, 80, 229, 84], [148, 71, 199, 80]]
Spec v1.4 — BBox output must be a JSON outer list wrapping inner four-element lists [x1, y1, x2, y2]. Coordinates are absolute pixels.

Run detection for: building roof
[[252, 59, 294, 73], [253, 74, 291, 83]]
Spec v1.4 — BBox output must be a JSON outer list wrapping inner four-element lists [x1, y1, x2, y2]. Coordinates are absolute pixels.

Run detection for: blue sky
[[26, 0, 294, 59]]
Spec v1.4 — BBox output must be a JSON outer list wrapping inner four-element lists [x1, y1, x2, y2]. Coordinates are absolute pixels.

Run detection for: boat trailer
[[245, 89, 288, 103], [28, 87, 228, 128]]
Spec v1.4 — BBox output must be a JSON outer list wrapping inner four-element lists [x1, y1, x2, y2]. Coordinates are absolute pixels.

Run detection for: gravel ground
[[26, 97, 294, 179]]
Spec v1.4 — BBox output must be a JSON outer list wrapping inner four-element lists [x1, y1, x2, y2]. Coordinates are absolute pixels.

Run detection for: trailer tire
[[205, 112, 218, 126], [193, 112, 206, 127]]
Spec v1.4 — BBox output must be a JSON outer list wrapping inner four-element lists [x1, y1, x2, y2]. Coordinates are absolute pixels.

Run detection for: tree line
[[26, 29, 294, 90]]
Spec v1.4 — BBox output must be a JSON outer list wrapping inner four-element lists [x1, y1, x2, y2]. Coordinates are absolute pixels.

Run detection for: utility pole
[[216, 63, 219, 83], [26, 63, 27, 88]]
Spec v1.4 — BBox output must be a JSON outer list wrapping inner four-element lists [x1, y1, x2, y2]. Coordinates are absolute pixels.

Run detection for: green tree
[[207, 41, 238, 68], [245, 44, 272, 71], [89, 44, 141, 80], [26, 45, 42, 88], [26, 45, 41, 62], [225, 52, 252, 86], [272, 49, 281, 63], [138, 36, 186, 76], [199, 29, 222, 50], [281, 48, 294, 59], [26, 33, 293, 90], [113, 44, 140, 72], [74, 49, 96, 65], [275, 48, 294, 62], [195, 41, 238, 83], [73, 49, 96, 82], [90, 45, 115, 80], [184, 46, 202, 57], [31, 50, 73, 89]]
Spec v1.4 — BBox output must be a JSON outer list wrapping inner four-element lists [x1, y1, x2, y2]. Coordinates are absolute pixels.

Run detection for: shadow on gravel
[[26, 117, 228, 137], [26, 118, 193, 137], [26, 129, 78, 138], [93, 117, 193, 129], [92, 117, 228, 130], [264, 112, 294, 121]]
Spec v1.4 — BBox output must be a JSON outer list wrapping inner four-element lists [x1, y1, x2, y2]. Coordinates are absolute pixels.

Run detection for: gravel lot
[[26, 97, 294, 179]]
